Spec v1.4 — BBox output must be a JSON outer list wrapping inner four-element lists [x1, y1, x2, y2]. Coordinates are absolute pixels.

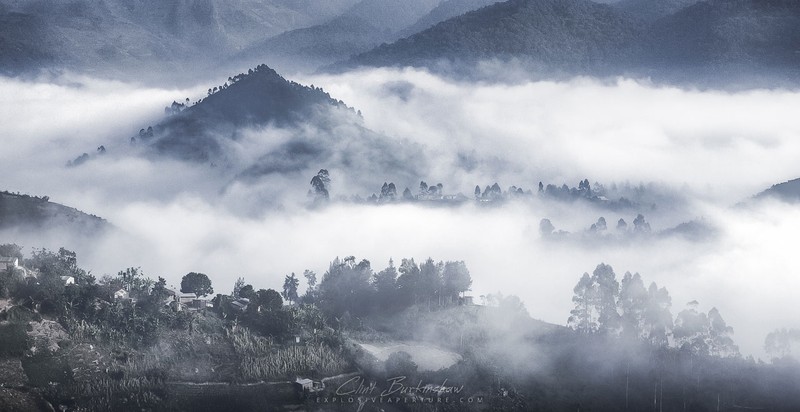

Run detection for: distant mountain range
[[0, 0, 359, 77], [236, 15, 389, 73], [339, 0, 800, 84], [0, 191, 107, 234], [636, 0, 800, 71], [614, 0, 701, 22], [342, 0, 443, 33], [395, 0, 505, 39], [3, 0, 800, 85], [343, 0, 642, 72], [235, 0, 447, 73]]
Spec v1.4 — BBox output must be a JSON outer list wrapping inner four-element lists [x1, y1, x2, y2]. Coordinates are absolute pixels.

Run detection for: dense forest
[[343, 0, 800, 85], [345, 0, 641, 72], [4, 0, 800, 86]]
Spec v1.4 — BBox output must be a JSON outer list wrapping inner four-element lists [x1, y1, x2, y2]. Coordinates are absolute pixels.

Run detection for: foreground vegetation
[[1, 243, 799, 411]]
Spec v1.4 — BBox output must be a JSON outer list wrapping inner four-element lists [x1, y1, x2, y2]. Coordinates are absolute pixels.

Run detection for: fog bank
[[2, 68, 800, 358]]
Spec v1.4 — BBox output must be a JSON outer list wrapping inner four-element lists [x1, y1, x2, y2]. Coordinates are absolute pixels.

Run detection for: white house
[[0, 256, 19, 270], [61, 276, 75, 285], [294, 377, 324, 393], [114, 289, 129, 300], [230, 298, 249, 312], [179, 293, 197, 305]]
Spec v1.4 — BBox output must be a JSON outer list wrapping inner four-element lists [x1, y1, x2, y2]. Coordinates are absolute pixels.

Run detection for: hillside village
[[0, 246, 488, 411], [1, 244, 799, 411], [3, 0, 800, 411]]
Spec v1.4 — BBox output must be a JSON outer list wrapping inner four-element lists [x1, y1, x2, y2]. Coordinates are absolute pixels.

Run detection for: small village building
[[294, 377, 324, 394], [61, 276, 75, 285], [162, 289, 179, 305], [230, 298, 249, 312], [295, 378, 313, 391], [179, 293, 197, 305], [114, 289, 129, 301], [0, 256, 19, 270]]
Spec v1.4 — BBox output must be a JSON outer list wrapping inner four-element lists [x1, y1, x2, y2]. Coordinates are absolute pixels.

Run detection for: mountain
[[132, 64, 425, 184], [340, 0, 443, 33], [754, 178, 800, 203], [0, 8, 56, 73], [396, 0, 504, 39], [137, 64, 351, 162], [339, 0, 800, 85], [614, 0, 700, 22], [0, 191, 107, 234], [0, 0, 359, 78], [636, 0, 800, 74], [236, 15, 389, 73], [342, 0, 642, 72], [234, 0, 442, 73]]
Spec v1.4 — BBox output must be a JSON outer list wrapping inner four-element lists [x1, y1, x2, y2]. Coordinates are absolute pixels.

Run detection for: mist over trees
[[0, 191, 106, 234], [3, 0, 800, 408], [2, 244, 800, 411], [130, 64, 356, 163], [765, 328, 800, 360], [568, 263, 739, 357], [313, 255, 472, 321]]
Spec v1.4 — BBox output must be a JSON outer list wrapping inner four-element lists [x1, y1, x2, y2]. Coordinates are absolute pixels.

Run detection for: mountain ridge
[[340, 0, 643, 72], [754, 177, 800, 203], [136, 64, 353, 162], [0, 191, 107, 234], [334, 0, 800, 85], [0, 0, 360, 78]]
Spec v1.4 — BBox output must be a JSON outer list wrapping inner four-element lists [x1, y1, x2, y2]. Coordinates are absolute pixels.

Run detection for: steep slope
[[131, 65, 425, 184], [0, 191, 107, 234], [636, 0, 800, 72], [754, 178, 800, 203], [396, 0, 504, 39], [340, 0, 443, 33], [235, 0, 442, 72], [137, 64, 351, 162], [343, 0, 642, 72], [0, 9, 56, 73], [0, 0, 359, 78], [614, 0, 700, 22], [236, 15, 389, 72]]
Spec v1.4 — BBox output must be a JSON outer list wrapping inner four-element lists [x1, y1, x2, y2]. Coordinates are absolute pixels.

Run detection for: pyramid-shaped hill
[[179, 64, 349, 128], [138, 64, 354, 162]]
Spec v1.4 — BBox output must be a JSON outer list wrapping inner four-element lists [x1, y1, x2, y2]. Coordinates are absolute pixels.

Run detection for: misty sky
[[1, 67, 800, 357]]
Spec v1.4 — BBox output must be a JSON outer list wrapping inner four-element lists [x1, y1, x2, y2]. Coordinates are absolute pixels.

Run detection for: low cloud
[[301, 68, 800, 204], [2, 67, 800, 358]]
